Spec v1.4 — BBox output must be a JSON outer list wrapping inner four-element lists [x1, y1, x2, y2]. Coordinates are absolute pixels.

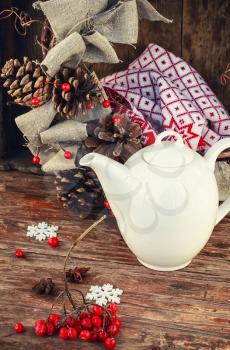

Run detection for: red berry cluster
[[31, 303, 120, 349]]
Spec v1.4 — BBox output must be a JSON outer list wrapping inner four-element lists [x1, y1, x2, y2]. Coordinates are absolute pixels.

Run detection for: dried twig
[[63, 215, 107, 309], [220, 63, 230, 86], [48, 215, 109, 324], [0, 7, 55, 58]]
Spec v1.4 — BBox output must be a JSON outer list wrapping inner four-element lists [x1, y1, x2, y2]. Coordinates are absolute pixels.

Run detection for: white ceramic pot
[[80, 131, 230, 271]]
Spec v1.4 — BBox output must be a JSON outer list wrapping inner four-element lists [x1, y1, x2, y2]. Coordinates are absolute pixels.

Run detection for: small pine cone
[[52, 66, 102, 119], [0, 57, 52, 107], [84, 114, 142, 163], [55, 167, 105, 218]]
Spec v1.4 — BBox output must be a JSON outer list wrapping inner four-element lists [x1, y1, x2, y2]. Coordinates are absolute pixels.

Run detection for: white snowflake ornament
[[27, 222, 59, 241], [86, 284, 123, 306]]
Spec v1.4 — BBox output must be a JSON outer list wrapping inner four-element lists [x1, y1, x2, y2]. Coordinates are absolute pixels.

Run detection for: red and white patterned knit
[[102, 44, 230, 151]]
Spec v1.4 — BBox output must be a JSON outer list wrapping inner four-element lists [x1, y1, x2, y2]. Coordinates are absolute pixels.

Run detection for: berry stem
[[63, 215, 107, 310]]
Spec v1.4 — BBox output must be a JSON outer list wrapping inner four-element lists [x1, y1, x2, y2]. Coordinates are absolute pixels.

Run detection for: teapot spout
[[80, 153, 138, 199]]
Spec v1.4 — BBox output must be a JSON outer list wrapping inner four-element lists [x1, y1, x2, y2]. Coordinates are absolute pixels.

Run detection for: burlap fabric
[[15, 0, 171, 173], [34, 0, 172, 76]]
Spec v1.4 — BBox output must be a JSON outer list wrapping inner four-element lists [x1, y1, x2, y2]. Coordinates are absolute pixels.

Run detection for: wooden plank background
[[0, 171, 229, 350], [0, 0, 230, 158]]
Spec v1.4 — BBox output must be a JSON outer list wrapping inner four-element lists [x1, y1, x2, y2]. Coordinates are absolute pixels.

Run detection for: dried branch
[[0, 7, 55, 58], [220, 63, 230, 86]]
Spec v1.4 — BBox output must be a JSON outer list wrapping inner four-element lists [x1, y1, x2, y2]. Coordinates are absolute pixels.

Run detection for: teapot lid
[[143, 131, 195, 168]]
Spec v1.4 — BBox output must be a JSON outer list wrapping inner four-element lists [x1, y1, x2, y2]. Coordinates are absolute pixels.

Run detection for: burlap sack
[[15, 96, 111, 173], [34, 0, 108, 40], [42, 31, 119, 76], [96, 0, 139, 44], [41, 32, 86, 76], [34, 0, 171, 75], [15, 101, 56, 146], [40, 120, 87, 144], [137, 0, 172, 22], [42, 144, 80, 173], [28, 143, 57, 165]]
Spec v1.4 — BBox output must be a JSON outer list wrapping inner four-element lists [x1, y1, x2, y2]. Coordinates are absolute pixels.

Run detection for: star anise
[[65, 266, 90, 283], [32, 278, 59, 296]]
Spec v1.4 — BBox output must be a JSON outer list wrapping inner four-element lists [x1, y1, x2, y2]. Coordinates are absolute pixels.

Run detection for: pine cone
[[32, 278, 58, 296], [55, 167, 105, 219], [66, 267, 90, 283], [0, 57, 52, 107], [84, 115, 142, 163], [52, 67, 102, 119]]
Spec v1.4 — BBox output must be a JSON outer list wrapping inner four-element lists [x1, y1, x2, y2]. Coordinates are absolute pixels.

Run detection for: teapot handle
[[155, 131, 184, 146], [205, 138, 230, 225]]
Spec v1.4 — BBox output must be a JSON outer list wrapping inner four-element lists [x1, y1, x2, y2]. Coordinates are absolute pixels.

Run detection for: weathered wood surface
[[0, 171, 229, 350], [0, 0, 230, 159]]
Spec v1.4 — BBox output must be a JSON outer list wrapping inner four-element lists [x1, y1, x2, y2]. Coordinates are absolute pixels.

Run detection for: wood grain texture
[[0, 171, 229, 350], [182, 0, 230, 111]]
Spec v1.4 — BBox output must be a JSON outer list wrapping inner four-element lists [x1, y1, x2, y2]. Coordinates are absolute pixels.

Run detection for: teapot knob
[[155, 131, 184, 146]]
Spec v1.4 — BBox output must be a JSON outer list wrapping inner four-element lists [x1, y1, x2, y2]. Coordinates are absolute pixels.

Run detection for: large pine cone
[[55, 167, 105, 219], [0, 57, 52, 107], [84, 115, 142, 163], [52, 67, 103, 119]]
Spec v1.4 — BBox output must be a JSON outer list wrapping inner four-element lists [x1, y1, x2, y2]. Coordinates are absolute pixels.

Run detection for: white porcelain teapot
[[80, 131, 230, 271]]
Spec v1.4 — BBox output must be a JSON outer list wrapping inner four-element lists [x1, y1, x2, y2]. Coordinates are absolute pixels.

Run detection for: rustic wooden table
[[0, 171, 229, 350]]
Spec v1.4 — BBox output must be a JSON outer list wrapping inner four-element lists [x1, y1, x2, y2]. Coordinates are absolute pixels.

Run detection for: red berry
[[92, 315, 102, 328], [15, 249, 25, 258], [111, 315, 117, 323], [48, 237, 59, 248], [112, 114, 122, 123], [81, 317, 92, 329], [112, 318, 121, 329], [98, 330, 108, 342], [35, 320, 47, 336], [107, 324, 119, 336], [35, 320, 46, 327], [59, 327, 69, 340], [80, 329, 91, 341], [104, 337, 117, 349], [64, 151, 73, 159], [46, 322, 55, 336], [14, 323, 25, 333], [68, 327, 78, 340], [104, 201, 111, 210], [92, 305, 104, 317], [74, 319, 81, 331], [80, 312, 89, 319], [48, 313, 61, 325], [31, 97, 40, 106], [90, 330, 98, 342], [108, 303, 117, 314], [32, 155, 40, 165], [62, 83, 71, 92], [66, 316, 77, 328], [102, 99, 111, 108], [86, 100, 94, 109]]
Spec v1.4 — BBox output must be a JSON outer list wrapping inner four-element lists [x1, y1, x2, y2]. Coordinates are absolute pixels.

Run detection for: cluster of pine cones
[[1, 57, 143, 219], [55, 115, 142, 218], [0, 57, 102, 118]]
